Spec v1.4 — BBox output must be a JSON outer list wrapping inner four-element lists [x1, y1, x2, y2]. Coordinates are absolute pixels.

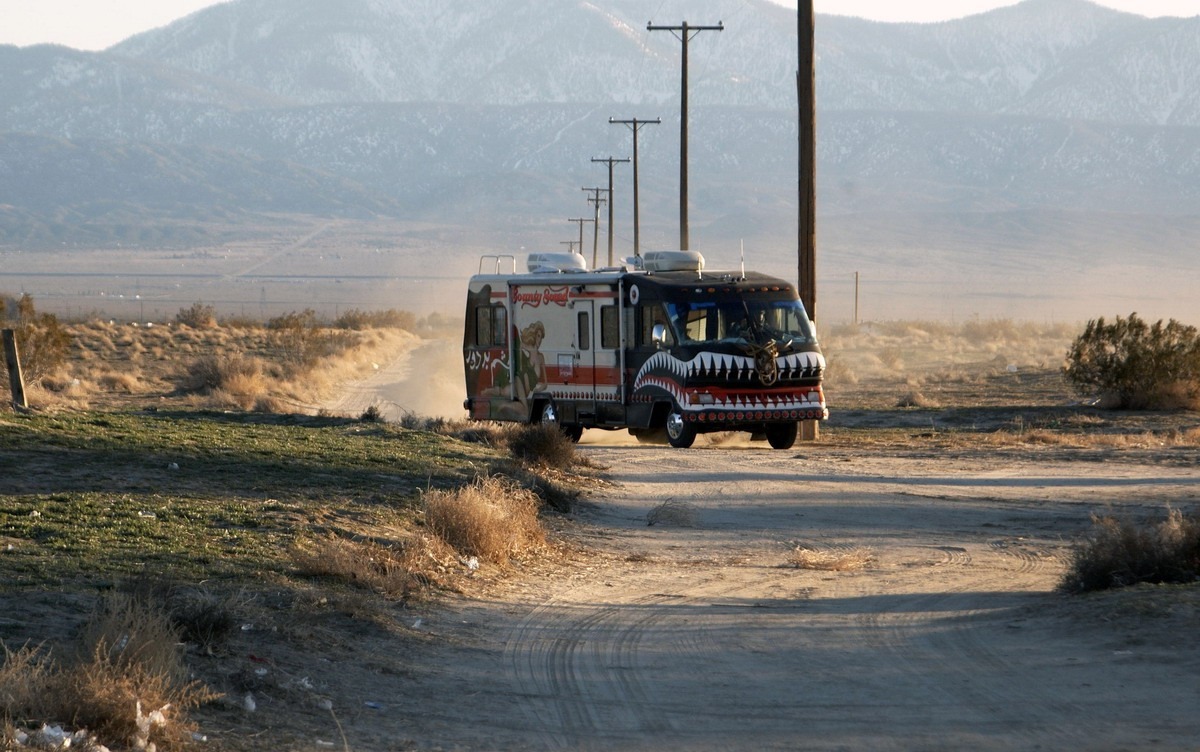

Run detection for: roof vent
[[527, 252, 588, 274], [642, 250, 705, 272]]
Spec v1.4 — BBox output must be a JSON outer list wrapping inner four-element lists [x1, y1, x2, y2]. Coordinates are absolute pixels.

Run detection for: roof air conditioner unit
[[642, 250, 705, 272]]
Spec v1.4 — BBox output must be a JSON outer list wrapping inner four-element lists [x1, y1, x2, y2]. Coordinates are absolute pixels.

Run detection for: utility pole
[[568, 217, 594, 264], [560, 240, 579, 254], [609, 117, 661, 258], [799, 0, 819, 442], [2, 329, 27, 410], [582, 186, 609, 268], [647, 20, 723, 251], [591, 157, 629, 267], [797, 1, 816, 322]]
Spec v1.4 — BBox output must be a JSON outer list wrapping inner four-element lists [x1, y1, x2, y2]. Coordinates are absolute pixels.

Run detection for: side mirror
[[651, 323, 668, 348]]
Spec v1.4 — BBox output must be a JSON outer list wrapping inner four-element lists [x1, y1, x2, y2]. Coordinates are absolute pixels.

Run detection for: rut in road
[[484, 447, 1200, 751]]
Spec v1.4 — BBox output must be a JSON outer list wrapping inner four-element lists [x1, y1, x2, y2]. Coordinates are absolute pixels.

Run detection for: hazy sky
[[3, 0, 1197, 51]]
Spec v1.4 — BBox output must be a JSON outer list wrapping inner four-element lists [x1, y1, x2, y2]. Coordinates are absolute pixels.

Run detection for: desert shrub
[[267, 309, 353, 366], [61, 592, 217, 749], [180, 353, 266, 395], [960, 317, 1020, 345], [506, 422, 577, 469], [895, 390, 936, 408], [646, 500, 696, 527], [96, 370, 140, 393], [2, 295, 72, 384], [1, 592, 217, 751], [1063, 313, 1200, 410], [15, 294, 34, 321], [165, 587, 247, 654], [334, 308, 417, 331], [293, 533, 459, 597], [0, 642, 54, 720], [360, 404, 385, 422], [423, 476, 545, 565], [787, 546, 876, 571], [174, 302, 217, 329], [1061, 508, 1200, 593]]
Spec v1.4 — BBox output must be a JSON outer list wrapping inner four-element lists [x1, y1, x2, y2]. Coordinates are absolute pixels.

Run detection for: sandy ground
[[245, 441, 1197, 752], [177, 337, 1200, 751]]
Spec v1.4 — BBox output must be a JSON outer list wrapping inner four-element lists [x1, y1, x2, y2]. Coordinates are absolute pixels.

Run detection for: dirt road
[[333, 443, 1200, 751]]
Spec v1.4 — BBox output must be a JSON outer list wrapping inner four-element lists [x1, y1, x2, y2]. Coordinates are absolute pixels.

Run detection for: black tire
[[539, 400, 583, 443], [766, 422, 799, 450], [665, 408, 697, 449]]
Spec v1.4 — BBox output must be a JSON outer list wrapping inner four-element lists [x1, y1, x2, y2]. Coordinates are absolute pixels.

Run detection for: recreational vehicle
[[463, 251, 826, 449]]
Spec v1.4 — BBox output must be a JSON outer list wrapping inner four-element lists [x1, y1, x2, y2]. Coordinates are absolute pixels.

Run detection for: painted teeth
[[635, 349, 826, 391]]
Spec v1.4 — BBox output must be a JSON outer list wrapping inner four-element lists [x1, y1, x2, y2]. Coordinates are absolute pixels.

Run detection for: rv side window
[[639, 304, 673, 347], [600, 305, 619, 349], [577, 312, 590, 350], [475, 306, 492, 346], [474, 305, 507, 347], [494, 306, 507, 346]]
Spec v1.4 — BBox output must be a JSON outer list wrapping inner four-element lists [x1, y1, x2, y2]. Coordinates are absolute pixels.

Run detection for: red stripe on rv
[[546, 365, 621, 386]]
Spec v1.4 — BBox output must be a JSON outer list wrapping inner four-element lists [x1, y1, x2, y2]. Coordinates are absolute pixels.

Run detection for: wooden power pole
[[799, 1, 819, 442], [798, 1, 817, 322], [582, 187, 607, 267], [591, 156, 629, 267], [609, 117, 661, 258], [647, 20, 723, 251], [3, 329, 28, 410]]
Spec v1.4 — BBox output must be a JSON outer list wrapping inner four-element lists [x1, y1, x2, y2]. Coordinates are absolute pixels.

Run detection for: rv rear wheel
[[539, 400, 583, 443], [665, 408, 696, 449], [766, 421, 799, 450]]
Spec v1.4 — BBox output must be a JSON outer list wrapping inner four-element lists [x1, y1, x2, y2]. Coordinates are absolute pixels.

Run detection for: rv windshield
[[665, 299, 817, 348]]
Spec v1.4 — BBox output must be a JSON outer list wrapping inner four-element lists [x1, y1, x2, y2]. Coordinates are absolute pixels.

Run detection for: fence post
[[3, 329, 28, 410]]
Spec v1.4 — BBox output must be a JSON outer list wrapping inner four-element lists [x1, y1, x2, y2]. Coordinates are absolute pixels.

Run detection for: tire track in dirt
[[505, 586, 708, 747], [853, 539, 1099, 749], [410, 447, 1200, 750], [504, 562, 819, 751]]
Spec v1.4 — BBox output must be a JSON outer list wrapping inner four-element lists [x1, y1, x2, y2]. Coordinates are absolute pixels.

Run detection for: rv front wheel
[[665, 409, 696, 449], [766, 422, 799, 450]]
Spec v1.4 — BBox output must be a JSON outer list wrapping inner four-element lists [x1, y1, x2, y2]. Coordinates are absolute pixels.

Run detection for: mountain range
[[1, 0, 1198, 320]]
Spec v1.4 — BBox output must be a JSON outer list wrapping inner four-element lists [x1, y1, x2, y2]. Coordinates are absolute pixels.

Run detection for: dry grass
[[823, 318, 1079, 409], [0, 642, 54, 720], [895, 390, 938, 408], [96, 369, 141, 393], [1062, 508, 1200, 593], [423, 476, 546, 566], [11, 313, 418, 414], [786, 546, 877, 571], [0, 592, 219, 751], [646, 500, 697, 527], [981, 426, 1200, 450], [293, 532, 461, 598], [505, 423, 578, 469], [166, 587, 249, 655]]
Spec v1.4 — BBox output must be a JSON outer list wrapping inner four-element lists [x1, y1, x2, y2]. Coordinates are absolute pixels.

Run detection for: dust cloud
[[371, 337, 467, 420], [327, 336, 466, 421]]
